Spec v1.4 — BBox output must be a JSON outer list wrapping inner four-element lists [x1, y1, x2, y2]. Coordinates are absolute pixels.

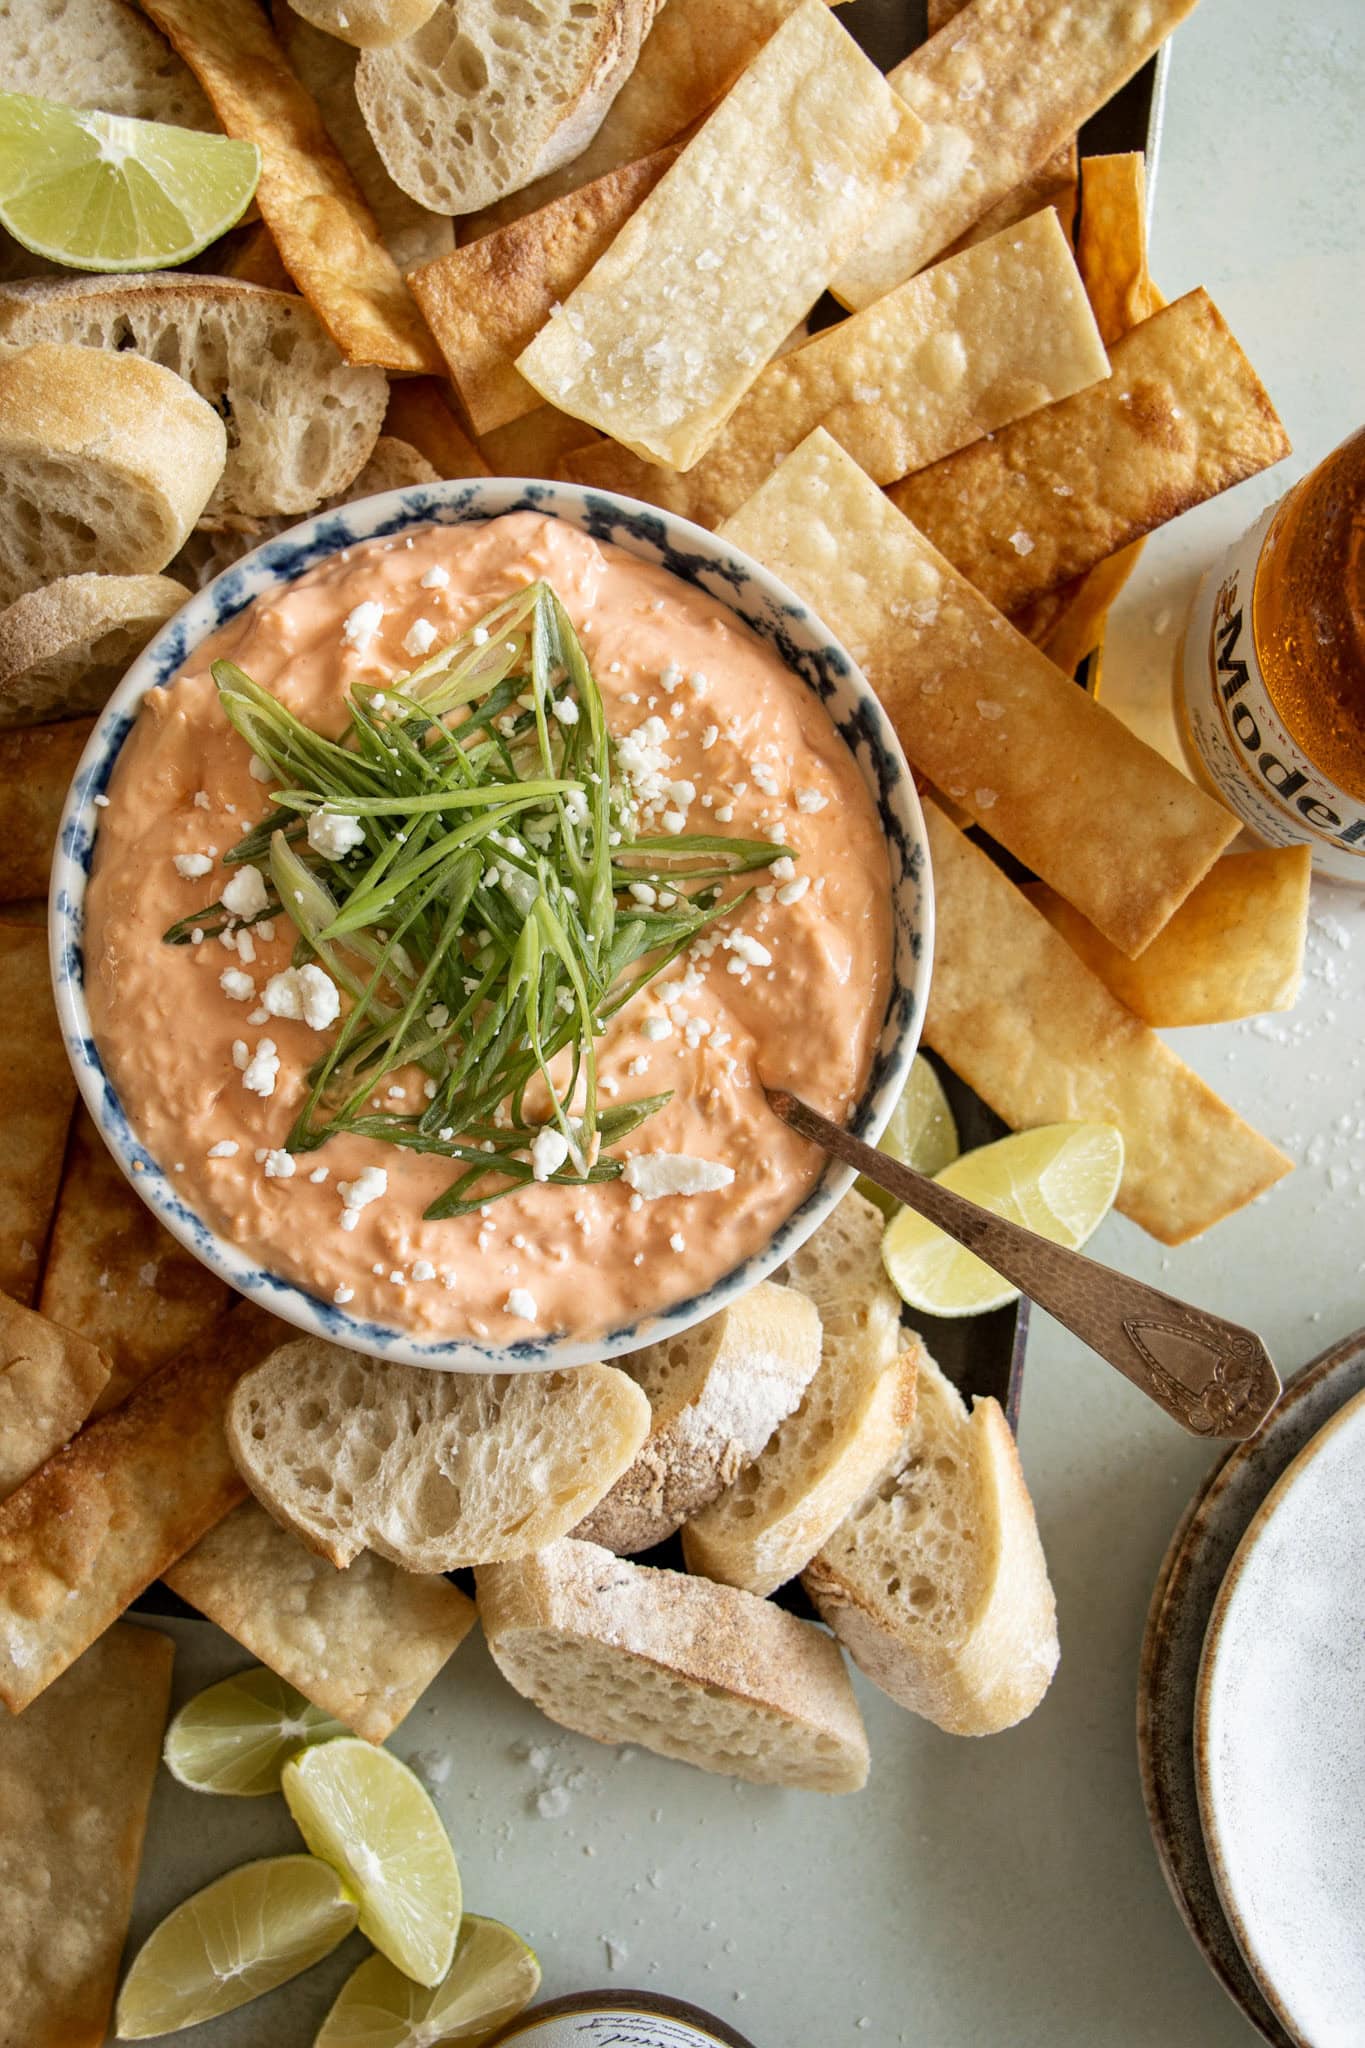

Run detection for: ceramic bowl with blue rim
[[50, 478, 932, 1372]]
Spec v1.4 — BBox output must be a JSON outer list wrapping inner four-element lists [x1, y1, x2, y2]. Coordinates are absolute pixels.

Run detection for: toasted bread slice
[[355, 0, 664, 216], [0, 277, 387, 521], [681, 1192, 918, 1595], [226, 1338, 651, 1571], [0, 0, 214, 128], [0, 573, 185, 729], [574, 1281, 821, 1555], [803, 1350, 1059, 1735], [0, 344, 225, 606], [286, 0, 439, 47], [478, 1537, 868, 1792]]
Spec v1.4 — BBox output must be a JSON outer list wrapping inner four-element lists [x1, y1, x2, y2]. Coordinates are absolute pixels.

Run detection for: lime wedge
[[0, 91, 260, 272], [857, 1053, 960, 1215], [316, 1916, 542, 2048], [164, 1666, 350, 1796], [115, 1854, 357, 2038], [283, 1738, 463, 1988], [881, 1121, 1124, 1317]]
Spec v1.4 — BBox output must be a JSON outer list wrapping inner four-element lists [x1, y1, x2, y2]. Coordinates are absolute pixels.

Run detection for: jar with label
[[487, 1988, 757, 2046], [1177, 423, 1365, 881]]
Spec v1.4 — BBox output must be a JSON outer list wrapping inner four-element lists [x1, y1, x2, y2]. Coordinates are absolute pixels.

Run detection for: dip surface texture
[[86, 514, 892, 1341]]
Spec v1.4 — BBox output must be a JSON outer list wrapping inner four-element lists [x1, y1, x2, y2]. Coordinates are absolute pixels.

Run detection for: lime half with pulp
[[164, 1665, 350, 1796], [857, 1053, 961, 1215], [316, 1916, 542, 2047]]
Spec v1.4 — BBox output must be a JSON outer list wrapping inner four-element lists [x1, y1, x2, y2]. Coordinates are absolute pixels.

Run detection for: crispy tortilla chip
[[0, 926, 76, 1304], [0, 1623, 172, 2044], [1024, 847, 1312, 1027], [412, 145, 680, 438], [480, 406, 602, 479], [833, 0, 1197, 309], [1077, 151, 1163, 347], [0, 1303, 292, 1713], [2, 715, 94, 903], [517, 0, 924, 470], [921, 802, 1293, 1243], [565, 211, 1106, 527], [164, 1501, 477, 1744], [39, 1108, 230, 1416], [938, 141, 1079, 257], [139, 0, 439, 374], [888, 290, 1291, 614], [0, 1291, 109, 1501], [382, 379, 490, 480], [1013, 543, 1146, 671], [720, 429, 1237, 957]]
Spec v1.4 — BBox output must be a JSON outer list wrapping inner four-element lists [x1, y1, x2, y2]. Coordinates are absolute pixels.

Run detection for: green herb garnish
[[165, 581, 789, 1217]]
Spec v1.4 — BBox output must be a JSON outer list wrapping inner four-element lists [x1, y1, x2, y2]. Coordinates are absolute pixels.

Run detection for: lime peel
[[316, 1916, 542, 2047], [163, 1664, 350, 1796]]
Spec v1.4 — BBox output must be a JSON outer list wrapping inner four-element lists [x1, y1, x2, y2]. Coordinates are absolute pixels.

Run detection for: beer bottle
[[1178, 424, 1365, 881], [488, 1988, 757, 2045]]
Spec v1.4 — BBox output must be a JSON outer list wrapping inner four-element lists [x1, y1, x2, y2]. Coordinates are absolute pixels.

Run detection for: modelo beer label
[[1180, 502, 1365, 881], [492, 2000, 751, 2046]]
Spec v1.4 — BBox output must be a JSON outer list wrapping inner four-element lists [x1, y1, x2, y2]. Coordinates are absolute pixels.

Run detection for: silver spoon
[[766, 1088, 1281, 1441]]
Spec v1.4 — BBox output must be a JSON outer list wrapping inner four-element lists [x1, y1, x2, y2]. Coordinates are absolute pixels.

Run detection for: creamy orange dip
[[86, 514, 892, 1341]]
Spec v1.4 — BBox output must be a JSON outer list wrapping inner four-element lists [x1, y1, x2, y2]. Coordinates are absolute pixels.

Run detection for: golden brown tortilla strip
[[938, 140, 1079, 257], [888, 290, 1291, 615], [921, 802, 1293, 1243], [0, 1623, 173, 2045], [833, 0, 1198, 309], [381, 379, 490, 480], [0, 926, 77, 1305], [517, 0, 925, 470], [138, 0, 439, 374], [480, 406, 602, 479], [1024, 847, 1312, 1028], [1012, 545, 1145, 670], [40, 1108, 230, 1416], [0, 1303, 292, 1713], [164, 1501, 477, 1744], [564, 210, 1108, 528], [411, 145, 681, 438], [720, 429, 1237, 957], [2, 714, 95, 904], [1077, 151, 1162, 347], [0, 1291, 109, 1501]]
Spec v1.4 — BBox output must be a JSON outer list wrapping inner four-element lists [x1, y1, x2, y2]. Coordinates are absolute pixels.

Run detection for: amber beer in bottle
[[1178, 425, 1365, 880]]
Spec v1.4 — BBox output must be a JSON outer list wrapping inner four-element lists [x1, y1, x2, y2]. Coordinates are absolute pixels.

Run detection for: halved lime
[[283, 1738, 463, 1988], [882, 1121, 1124, 1317], [115, 1854, 357, 2038], [857, 1053, 961, 1215], [0, 91, 260, 272], [164, 1665, 350, 1796], [316, 1916, 542, 2047]]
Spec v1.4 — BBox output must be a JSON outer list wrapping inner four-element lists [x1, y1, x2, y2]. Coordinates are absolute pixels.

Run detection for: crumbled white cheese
[[263, 1148, 295, 1179], [242, 1038, 280, 1098], [307, 808, 365, 859], [420, 564, 450, 589], [231, 1039, 249, 1070], [794, 787, 828, 813], [221, 864, 269, 918], [504, 1288, 538, 1320], [192, 790, 210, 810], [173, 852, 213, 880], [553, 697, 579, 725], [700, 725, 719, 750], [342, 598, 385, 652], [723, 931, 772, 967], [263, 963, 341, 1031], [403, 616, 438, 657], [412, 1259, 436, 1283], [338, 1165, 387, 1231], [207, 1140, 239, 1159], [777, 876, 811, 905], [770, 855, 796, 882], [530, 1126, 571, 1181], [641, 1016, 672, 1043], [622, 1154, 736, 1200], [472, 624, 489, 645], [333, 1284, 355, 1304], [249, 755, 273, 784], [219, 968, 255, 1002], [309, 1166, 329, 1184]]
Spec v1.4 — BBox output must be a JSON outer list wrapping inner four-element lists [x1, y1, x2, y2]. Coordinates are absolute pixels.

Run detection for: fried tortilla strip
[[0, 1623, 172, 2044], [1077, 150, 1163, 347], [1, 715, 94, 904], [40, 1108, 230, 1415], [481, 405, 602, 479], [164, 1500, 477, 1743], [921, 803, 1292, 1242], [0, 925, 77, 1304], [721, 429, 1237, 956], [517, 0, 924, 470], [889, 291, 1291, 615], [219, 219, 295, 292], [1024, 847, 1312, 1028], [0, 1291, 109, 1501], [137, 0, 439, 374], [1013, 546, 1143, 670], [0, 1303, 292, 1713], [833, 0, 1198, 310], [411, 144, 681, 437], [382, 378, 490, 479], [564, 210, 1107, 528]]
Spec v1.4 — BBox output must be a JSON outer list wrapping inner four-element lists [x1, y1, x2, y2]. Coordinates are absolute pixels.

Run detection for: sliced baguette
[[0, 574, 185, 729], [803, 1350, 1059, 1736], [0, 277, 387, 520], [681, 1192, 918, 1595], [0, 344, 225, 606], [0, 0, 215, 128], [478, 1537, 869, 1792], [286, 0, 440, 50], [355, 0, 664, 216], [226, 1338, 651, 1570], [574, 1281, 821, 1555]]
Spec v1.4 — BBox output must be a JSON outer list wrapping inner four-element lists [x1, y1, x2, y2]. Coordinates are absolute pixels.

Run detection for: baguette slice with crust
[[574, 1281, 821, 1554], [681, 1192, 918, 1596], [478, 1537, 869, 1792], [803, 1350, 1059, 1735], [227, 1338, 651, 1571], [0, 277, 387, 521], [0, 574, 185, 729], [287, 0, 440, 48], [0, 344, 225, 607], [0, 0, 215, 128]]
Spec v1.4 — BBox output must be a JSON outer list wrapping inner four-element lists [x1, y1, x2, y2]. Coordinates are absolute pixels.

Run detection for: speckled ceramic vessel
[[50, 478, 931, 1372]]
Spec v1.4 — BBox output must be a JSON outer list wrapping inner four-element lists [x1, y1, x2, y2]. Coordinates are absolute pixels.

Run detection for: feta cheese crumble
[[263, 1148, 295, 1179], [307, 808, 366, 859], [504, 1288, 538, 1320], [403, 616, 438, 657], [341, 598, 384, 652], [173, 852, 213, 880], [622, 1154, 736, 1200], [241, 1038, 280, 1098], [263, 963, 341, 1031], [221, 865, 269, 919], [338, 1165, 387, 1231], [420, 564, 450, 589], [219, 968, 255, 1002], [530, 1126, 571, 1181]]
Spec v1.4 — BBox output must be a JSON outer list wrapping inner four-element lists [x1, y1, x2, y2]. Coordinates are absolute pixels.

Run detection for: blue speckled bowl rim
[[51, 477, 932, 1372]]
